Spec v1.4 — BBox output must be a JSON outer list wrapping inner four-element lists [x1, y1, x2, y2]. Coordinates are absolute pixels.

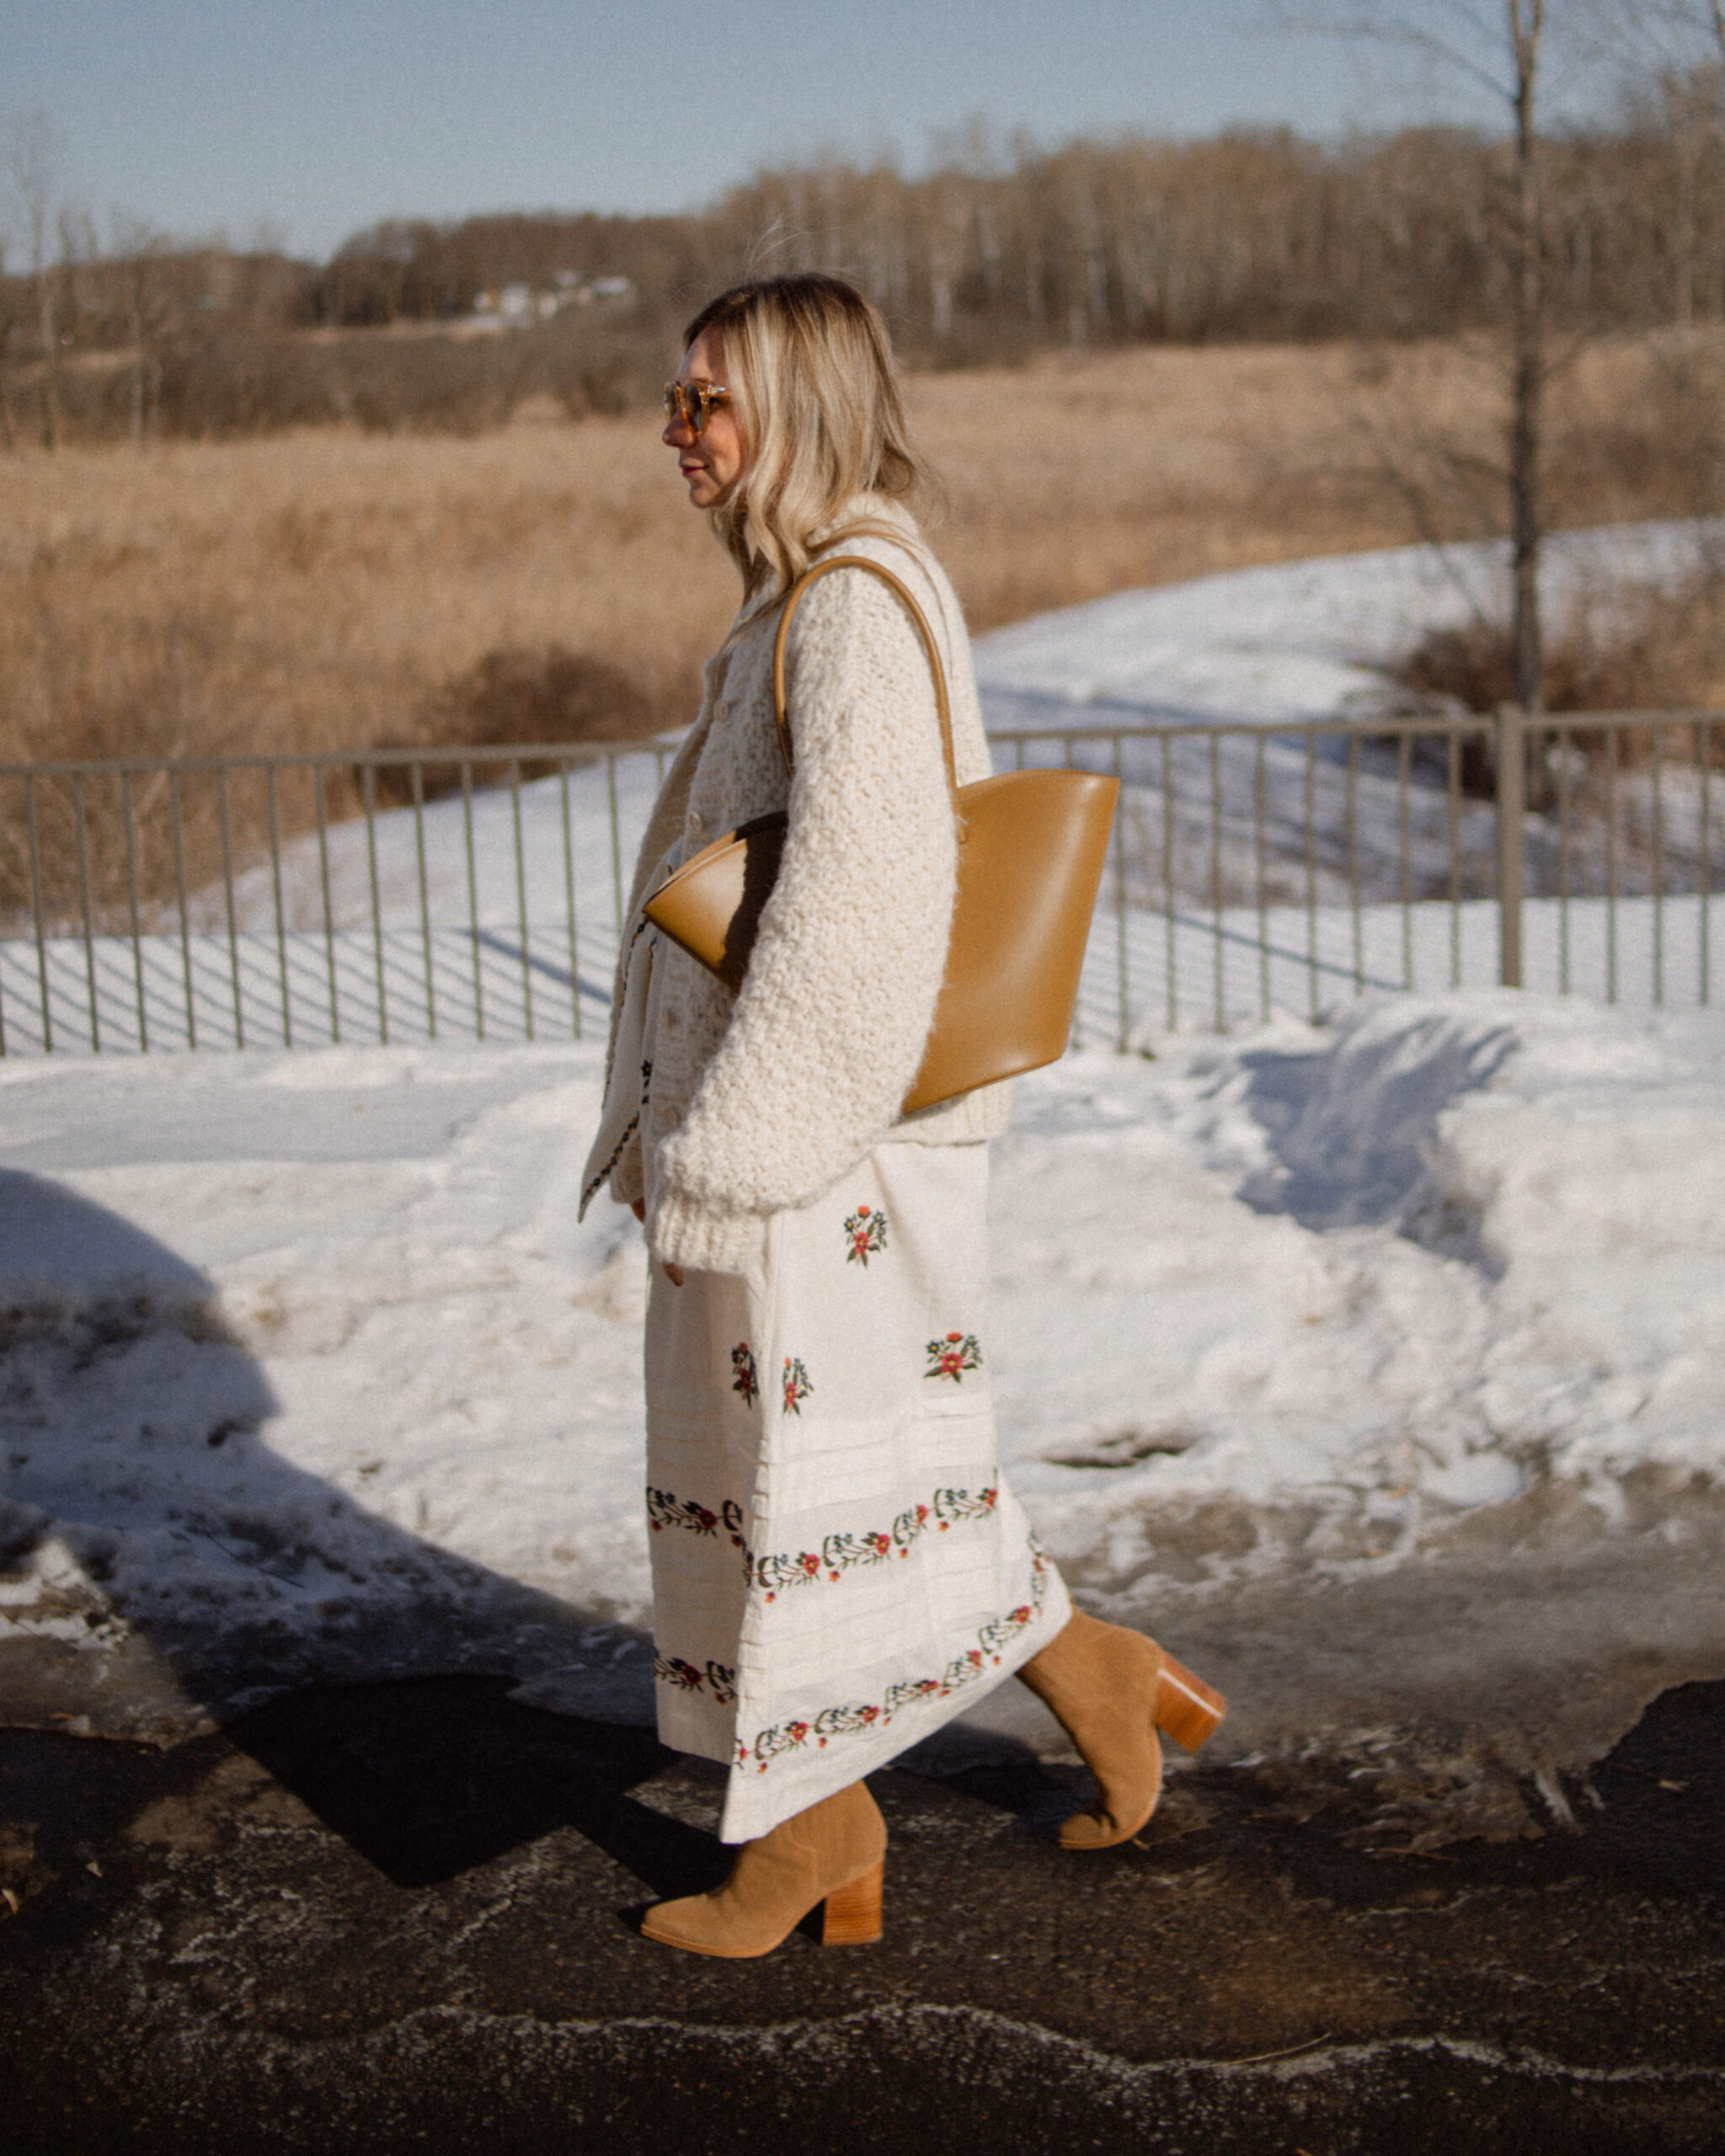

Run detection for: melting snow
[[1, 991, 1720, 1741], [3, 528, 1722, 1774]]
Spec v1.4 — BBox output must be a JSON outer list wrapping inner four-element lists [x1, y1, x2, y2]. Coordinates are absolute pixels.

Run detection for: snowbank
[[4, 525, 1724, 1803], [973, 520, 1724, 727], [5, 521, 1718, 1064], [3, 990, 1721, 1758]]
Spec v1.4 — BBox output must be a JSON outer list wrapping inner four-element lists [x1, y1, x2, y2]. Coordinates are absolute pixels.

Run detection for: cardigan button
[[714, 697, 731, 719], [686, 810, 704, 834]]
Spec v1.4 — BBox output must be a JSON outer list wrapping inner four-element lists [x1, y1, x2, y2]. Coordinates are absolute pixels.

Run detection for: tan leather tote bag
[[644, 555, 1119, 1113]]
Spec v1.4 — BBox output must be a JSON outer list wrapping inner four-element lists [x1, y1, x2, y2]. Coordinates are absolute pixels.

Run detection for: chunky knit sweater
[[590, 495, 1011, 1275]]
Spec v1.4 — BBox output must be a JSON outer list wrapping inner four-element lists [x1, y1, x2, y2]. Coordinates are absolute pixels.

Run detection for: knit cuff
[[649, 1182, 768, 1278]]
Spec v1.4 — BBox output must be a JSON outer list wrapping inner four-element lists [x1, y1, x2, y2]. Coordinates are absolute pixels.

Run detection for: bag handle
[[770, 554, 958, 797]]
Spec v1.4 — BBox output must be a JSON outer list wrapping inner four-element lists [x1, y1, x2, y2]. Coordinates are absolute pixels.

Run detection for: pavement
[[4, 1671, 1725, 2155]]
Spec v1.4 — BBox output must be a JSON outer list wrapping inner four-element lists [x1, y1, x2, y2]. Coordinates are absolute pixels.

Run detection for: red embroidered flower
[[924, 1332, 983, 1383], [782, 1356, 813, 1416], [647, 1487, 726, 1538]]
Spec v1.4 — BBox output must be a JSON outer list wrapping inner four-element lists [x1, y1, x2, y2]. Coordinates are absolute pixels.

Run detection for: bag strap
[[770, 554, 958, 798]]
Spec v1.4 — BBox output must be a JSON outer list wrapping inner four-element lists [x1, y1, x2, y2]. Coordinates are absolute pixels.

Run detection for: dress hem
[[656, 1556, 1071, 1844]]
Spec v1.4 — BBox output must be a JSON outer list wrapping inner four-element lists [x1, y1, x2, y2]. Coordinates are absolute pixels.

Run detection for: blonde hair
[[682, 275, 931, 599]]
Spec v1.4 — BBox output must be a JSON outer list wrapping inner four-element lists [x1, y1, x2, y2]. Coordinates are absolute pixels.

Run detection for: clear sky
[[13, 0, 1577, 261]]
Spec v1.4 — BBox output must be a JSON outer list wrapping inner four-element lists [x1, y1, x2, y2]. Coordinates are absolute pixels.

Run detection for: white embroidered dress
[[581, 502, 1070, 1842]]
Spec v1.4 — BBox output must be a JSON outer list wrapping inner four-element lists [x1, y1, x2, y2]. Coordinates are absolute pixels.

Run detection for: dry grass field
[[3, 333, 1721, 774]]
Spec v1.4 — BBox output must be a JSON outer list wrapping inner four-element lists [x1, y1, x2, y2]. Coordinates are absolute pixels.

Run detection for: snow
[[0, 750, 666, 1056], [972, 520, 1722, 728], [3, 528, 1722, 1777], [5, 524, 1717, 1064], [974, 525, 1723, 1023], [995, 995, 1725, 1564], [3, 991, 1722, 1749]]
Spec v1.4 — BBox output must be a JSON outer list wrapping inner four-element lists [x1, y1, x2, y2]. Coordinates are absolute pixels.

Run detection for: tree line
[[13, 72, 1725, 441], [222, 83, 1725, 350]]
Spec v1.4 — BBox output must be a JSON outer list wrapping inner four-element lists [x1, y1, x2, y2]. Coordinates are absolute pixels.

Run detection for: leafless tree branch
[[7, 111, 62, 449]]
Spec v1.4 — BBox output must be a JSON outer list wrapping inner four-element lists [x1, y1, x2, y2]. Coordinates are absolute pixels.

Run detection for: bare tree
[[1269, 4, 1558, 715], [1508, 2, 1550, 718], [109, 212, 170, 446], [0, 225, 13, 450], [8, 112, 61, 449]]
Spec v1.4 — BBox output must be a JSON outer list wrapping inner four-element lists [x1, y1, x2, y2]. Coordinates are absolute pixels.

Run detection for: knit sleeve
[[648, 566, 956, 1272]]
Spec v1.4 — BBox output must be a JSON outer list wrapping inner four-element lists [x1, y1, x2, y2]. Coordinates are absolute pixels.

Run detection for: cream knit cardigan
[[594, 495, 1011, 1276]]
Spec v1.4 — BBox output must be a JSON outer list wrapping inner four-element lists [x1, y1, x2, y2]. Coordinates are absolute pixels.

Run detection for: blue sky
[[14, 0, 1575, 260]]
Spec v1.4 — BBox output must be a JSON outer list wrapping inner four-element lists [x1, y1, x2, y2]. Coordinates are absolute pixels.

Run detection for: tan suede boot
[[1017, 1609, 1227, 1849], [639, 1780, 887, 1958]]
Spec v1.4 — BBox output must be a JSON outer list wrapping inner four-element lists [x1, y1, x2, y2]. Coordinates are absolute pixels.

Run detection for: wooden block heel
[[820, 1859, 884, 1946], [640, 1784, 887, 1958], [1154, 1656, 1227, 1752]]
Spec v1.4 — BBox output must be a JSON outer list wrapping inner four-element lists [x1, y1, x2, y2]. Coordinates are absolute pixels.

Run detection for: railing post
[[1496, 702, 1525, 989]]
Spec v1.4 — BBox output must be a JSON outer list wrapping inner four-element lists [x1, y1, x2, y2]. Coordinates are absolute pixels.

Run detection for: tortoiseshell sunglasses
[[663, 380, 731, 434]]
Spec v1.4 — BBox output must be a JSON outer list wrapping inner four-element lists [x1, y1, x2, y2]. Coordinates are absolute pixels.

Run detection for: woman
[[580, 275, 1224, 1960]]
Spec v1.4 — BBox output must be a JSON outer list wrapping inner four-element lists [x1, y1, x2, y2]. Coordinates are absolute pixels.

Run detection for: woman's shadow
[[0, 1169, 724, 1897]]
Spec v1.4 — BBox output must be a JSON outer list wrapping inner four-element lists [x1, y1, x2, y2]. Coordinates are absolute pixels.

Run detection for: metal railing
[[0, 709, 1717, 1057]]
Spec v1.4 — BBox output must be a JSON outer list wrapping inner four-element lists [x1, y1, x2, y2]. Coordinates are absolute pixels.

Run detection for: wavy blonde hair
[[682, 275, 931, 600]]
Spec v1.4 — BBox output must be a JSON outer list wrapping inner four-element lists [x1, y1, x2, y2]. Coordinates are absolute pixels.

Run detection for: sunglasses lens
[[665, 383, 722, 432]]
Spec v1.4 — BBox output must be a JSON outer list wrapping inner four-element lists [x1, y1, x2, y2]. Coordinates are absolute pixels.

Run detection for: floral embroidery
[[654, 1655, 738, 1705], [754, 1486, 998, 1598], [739, 1548, 1050, 1770], [843, 1203, 888, 1267], [647, 1488, 719, 1537], [648, 1488, 748, 1552], [782, 1356, 813, 1417], [730, 1342, 759, 1406], [925, 1331, 983, 1383]]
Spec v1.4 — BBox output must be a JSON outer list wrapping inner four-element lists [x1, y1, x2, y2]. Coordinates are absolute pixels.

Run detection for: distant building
[[469, 273, 631, 327]]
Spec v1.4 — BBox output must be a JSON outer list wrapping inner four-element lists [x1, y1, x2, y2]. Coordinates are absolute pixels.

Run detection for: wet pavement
[[4, 1674, 1724, 2154]]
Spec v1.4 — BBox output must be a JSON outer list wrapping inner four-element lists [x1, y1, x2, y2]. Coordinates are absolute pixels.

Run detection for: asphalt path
[[4, 1674, 1724, 2154]]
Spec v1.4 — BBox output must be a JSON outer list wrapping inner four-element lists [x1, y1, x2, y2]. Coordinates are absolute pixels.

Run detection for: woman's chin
[[686, 472, 739, 510]]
